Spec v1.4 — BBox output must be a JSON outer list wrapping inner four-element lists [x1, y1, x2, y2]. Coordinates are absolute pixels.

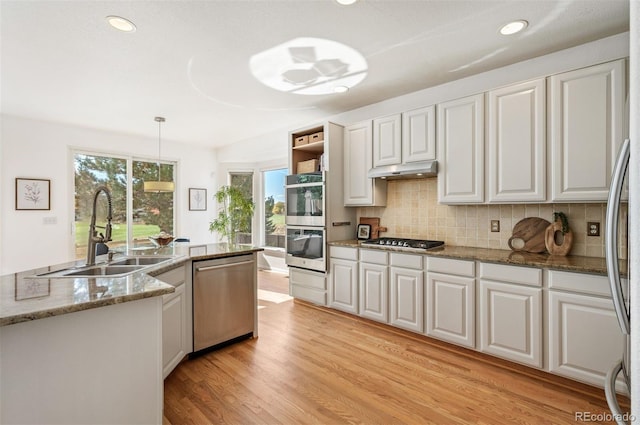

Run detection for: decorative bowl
[[149, 235, 174, 247]]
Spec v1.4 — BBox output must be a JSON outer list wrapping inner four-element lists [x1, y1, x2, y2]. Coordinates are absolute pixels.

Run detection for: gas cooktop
[[361, 237, 445, 251]]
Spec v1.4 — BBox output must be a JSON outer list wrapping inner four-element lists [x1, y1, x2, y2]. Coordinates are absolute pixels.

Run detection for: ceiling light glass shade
[[144, 116, 175, 193], [250, 37, 367, 95], [335, 0, 358, 4], [105, 16, 136, 32], [143, 181, 175, 192], [499, 20, 528, 35]]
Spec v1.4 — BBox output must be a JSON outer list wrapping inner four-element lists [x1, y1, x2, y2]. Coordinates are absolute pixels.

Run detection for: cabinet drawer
[[548, 270, 612, 297], [390, 253, 423, 270], [427, 257, 474, 277], [479, 262, 541, 287], [290, 285, 326, 305], [330, 246, 358, 261], [290, 267, 326, 290], [360, 249, 388, 265]]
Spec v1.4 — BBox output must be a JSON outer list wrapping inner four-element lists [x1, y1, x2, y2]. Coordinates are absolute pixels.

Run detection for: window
[[74, 152, 175, 258], [263, 168, 287, 248], [229, 171, 254, 244]]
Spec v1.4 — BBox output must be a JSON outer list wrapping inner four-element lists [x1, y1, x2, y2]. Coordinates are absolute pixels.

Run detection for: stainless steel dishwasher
[[192, 254, 256, 353]]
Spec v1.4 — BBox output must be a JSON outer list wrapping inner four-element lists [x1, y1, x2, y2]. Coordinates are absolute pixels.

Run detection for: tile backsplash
[[357, 179, 627, 259]]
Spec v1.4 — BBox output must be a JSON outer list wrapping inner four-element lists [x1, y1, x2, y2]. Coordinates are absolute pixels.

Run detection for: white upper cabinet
[[488, 79, 546, 203], [549, 59, 625, 201], [373, 114, 402, 167], [402, 106, 436, 163], [437, 94, 485, 204], [344, 121, 387, 206]]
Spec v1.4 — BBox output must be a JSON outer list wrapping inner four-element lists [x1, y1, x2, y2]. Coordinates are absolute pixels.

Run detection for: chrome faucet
[[86, 186, 113, 266]]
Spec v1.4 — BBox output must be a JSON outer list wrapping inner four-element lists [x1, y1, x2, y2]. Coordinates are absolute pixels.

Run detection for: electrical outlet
[[587, 222, 600, 236], [490, 220, 500, 232]]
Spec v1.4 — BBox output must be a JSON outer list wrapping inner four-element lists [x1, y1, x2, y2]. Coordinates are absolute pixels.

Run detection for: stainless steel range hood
[[367, 160, 437, 180]]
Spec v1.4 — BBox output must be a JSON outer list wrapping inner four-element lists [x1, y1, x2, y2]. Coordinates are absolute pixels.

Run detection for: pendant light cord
[[155, 116, 165, 182]]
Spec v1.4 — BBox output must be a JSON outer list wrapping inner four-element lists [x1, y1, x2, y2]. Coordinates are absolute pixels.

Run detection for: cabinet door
[[373, 114, 402, 167], [344, 121, 387, 206], [402, 105, 436, 163], [329, 258, 359, 314], [479, 280, 542, 367], [437, 94, 485, 203], [359, 262, 388, 323], [548, 291, 625, 389], [390, 267, 423, 332], [426, 272, 475, 348], [162, 283, 187, 379], [488, 79, 546, 202], [550, 59, 625, 201]]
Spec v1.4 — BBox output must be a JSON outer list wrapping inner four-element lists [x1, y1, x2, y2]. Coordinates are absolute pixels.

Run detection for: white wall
[[0, 115, 217, 274]]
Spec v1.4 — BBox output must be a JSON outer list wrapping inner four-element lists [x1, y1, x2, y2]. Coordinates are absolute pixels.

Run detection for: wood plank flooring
[[164, 274, 628, 424]]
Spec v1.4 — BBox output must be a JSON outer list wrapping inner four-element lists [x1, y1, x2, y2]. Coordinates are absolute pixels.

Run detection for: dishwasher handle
[[195, 260, 255, 273]]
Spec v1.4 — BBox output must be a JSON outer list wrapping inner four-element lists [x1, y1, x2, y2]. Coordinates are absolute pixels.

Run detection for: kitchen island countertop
[[0, 243, 263, 327], [330, 240, 623, 276]]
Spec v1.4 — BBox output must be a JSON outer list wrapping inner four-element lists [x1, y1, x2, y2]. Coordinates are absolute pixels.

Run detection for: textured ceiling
[[0, 0, 630, 148]]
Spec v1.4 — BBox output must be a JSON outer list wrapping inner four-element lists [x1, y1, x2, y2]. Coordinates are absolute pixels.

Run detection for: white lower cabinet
[[329, 259, 359, 314], [329, 246, 359, 314], [426, 257, 476, 348], [479, 263, 543, 368], [547, 271, 625, 389], [158, 265, 188, 379], [390, 253, 424, 333], [359, 249, 389, 323]]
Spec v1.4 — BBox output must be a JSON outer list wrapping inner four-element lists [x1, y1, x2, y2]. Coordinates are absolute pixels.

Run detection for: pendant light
[[144, 116, 175, 192]]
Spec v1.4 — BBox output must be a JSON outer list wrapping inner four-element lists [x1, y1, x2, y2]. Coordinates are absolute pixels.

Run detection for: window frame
[[71, 148, 177, 256]]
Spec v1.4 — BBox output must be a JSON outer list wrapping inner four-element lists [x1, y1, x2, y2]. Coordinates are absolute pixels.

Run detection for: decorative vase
[[545, 220, 573, 256]]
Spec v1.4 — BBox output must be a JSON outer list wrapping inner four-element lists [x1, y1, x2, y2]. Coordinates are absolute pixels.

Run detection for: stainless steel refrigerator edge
[[607, 5, 639, 422], [629, 1, 639, 419]]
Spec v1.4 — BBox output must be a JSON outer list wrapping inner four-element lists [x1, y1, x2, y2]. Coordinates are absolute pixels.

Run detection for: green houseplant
[[209, 185, 255, 246]]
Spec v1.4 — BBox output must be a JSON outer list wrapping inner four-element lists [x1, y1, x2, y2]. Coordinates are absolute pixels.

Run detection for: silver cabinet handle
[[604, 360, 628, 425], [195, 260, 254, 273], [605, 138, 630, 334]]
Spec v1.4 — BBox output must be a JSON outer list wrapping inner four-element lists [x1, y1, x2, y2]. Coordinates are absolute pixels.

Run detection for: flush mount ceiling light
[[105, 15, 136, 33], [335, 0, 359, 5], [250, 37, 367, 95], [333, 86, 349, 93], [499, 20, 528, 35], [144, 117, 175, 193]]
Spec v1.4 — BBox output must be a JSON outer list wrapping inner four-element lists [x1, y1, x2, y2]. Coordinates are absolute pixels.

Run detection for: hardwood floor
[[164, 287, 627, 424]]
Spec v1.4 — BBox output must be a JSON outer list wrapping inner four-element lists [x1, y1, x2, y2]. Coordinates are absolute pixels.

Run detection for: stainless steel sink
[[108, 256, 174, 266], [31, 255, 175, 278], [63, 265, 146, 277]]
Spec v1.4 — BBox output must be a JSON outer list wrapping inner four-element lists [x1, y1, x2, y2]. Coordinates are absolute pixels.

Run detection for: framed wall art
[[15, 178, 50, 210], [357, 224, 371, 240], [189, 188, 207, 211]]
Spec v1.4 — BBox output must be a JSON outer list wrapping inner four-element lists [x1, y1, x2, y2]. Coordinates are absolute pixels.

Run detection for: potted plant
[[209, 185, 255, 246]]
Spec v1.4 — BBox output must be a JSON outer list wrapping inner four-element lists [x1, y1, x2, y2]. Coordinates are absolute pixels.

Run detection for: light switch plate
[[490, 220, 500, 232], [587, 222, 600, 236]]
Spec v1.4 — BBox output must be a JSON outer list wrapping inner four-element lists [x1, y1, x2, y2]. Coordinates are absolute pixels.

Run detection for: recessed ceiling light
[[335, 0, 358, 5], [333, 86, 349, 93], [499, 20, 528, 35], [106, 15, 136, 33]]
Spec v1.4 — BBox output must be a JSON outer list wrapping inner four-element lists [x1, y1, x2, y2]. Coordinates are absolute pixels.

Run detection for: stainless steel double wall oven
[[285, 173, 326, 272]]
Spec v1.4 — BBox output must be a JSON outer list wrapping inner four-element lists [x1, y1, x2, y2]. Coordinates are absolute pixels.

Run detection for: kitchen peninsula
[[0, 243, 262, 425]]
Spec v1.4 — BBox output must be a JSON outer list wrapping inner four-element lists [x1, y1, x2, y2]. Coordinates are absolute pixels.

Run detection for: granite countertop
[[330, 240, 624, 276], [0, 243, 263, 327]]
